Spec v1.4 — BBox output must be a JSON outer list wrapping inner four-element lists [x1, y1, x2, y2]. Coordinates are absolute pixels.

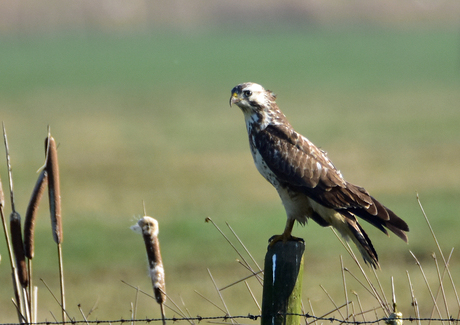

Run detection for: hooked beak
[[229, 92, 241, 107]]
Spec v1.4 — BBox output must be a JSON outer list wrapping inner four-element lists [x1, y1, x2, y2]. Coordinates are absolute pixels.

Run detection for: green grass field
[[0, 25, 459, 322]]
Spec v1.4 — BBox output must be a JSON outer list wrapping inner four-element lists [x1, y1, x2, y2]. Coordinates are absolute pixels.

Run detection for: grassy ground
[[0, 25, 459, 322]]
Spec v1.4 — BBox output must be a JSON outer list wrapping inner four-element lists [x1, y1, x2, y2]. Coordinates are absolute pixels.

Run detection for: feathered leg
[[269, 218, 304, 245]]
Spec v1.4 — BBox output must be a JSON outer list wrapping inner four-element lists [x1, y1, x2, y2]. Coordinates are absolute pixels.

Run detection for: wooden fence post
[[261, 240, 305, 325]]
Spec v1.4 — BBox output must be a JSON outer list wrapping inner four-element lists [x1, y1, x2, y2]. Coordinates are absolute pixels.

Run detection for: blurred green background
[[1, 1, 460, 323]]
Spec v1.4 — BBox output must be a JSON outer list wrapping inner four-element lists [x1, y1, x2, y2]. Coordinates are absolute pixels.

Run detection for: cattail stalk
[[131, 216, 166, 324], [2, 124, 28, 322], [45, 135, 66, 324], [1, 178, 25, 322]]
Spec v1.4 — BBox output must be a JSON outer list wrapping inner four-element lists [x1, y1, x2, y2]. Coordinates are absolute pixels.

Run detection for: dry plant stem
[[219, 269, 263, 291], [121, 280, 193, 325], [244, 280, 261, 311], [179, 295, 193, 320], [236, 259, 263, 284], [78, 304, 90, 325], [32, 286, 38, 324], [432, 253, 450, 323], [307, 299, 316, 325], [319, 285, 346, 321], [351, 291, 367, 323], [371, 268, 389, 312], [417, 194, 460, 310], [58, 241, 66, 323], [350, 301, 356, 324], [406, 271, 421, 325], [40, 278, 72, 320], [27, 259, 33, 315], [207, 268, 235, 323], [300, 301, 308, 325], [331, 228, 389, 316], [11, 297, 27, 323], [3, 123, 17, 212], [340, 256, 349, 319], [0, 197, 23, 318], [194, 290, 227, 314], [86, 297, 99, 318], [315, 301, 351, 322], [410, 251, 444, 325], [2, 124, 27, 322], [45, 135, 66, 324], [205, 217, 254, 274], [130, 302, 135, 325], [226, 222, 262, 272]]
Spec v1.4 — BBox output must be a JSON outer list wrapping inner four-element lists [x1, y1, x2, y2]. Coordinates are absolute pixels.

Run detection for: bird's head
[[230, 82, 280, 130], [229, 82, 275, 111]]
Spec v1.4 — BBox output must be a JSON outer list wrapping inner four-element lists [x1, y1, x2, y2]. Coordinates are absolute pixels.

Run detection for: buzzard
[[230, 82, 409, 268]]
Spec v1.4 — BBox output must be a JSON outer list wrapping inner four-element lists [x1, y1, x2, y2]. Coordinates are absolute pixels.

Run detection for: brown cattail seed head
[[24, 169, 48, 259], [10, 211, 29, 287], [45, 136, 62, 244], [131, 216, 166, 305]]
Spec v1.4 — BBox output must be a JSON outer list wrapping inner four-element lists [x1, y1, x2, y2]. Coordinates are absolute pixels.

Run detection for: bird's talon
[[268, 234, 304, 246]]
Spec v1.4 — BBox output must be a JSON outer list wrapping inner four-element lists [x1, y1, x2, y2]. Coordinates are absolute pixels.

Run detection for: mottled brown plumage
[[230, 82, 409, 268]]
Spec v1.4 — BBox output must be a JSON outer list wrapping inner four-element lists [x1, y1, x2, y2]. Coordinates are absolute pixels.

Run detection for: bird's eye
[[243, 90, 252, 97]]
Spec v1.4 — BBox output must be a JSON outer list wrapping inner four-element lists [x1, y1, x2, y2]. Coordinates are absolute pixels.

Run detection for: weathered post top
[[261, 240, 305, 325]]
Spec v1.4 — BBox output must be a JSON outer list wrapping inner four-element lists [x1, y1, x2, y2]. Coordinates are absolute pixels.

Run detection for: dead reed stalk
[[2, 123, 30, 323], [23, 168, 48, 320], [45, 134, 66, 324]]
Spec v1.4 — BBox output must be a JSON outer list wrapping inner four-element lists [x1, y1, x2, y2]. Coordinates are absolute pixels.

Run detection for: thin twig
[[319, 285, 346, 321], [406, 271, 421, 325], [417, 193, 460, 311], [2, 124, 27, 322], [332, 228, 388, 316], [40, 278, 72, 320], [409, 250, 444, 325], [121, 280, 193, 325], [205, 218, 252, 271], [340, 256, 349, 319], [431, 253, 450, 323], [226, 222, 262, 272], [78, 304, 90, 325], [351, 290, 367, 324], [207, 268, 235, 323], [244, 280, 261, 312], [219, 270, 263, 291], [194, 290, 227, 314]]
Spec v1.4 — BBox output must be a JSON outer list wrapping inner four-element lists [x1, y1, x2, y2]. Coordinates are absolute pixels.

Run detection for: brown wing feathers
[[255, 123, 409, 243]]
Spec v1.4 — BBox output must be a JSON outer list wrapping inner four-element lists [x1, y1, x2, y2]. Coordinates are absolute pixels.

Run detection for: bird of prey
[[230, 82, 409, 268]]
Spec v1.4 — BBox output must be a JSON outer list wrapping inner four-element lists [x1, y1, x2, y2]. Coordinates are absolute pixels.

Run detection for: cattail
[[24, 169, 48, 259], [10, 211, 28, 287], [45, 136, 62, 244], [131, 216, 166, 305], [45, 134, 66, 324]]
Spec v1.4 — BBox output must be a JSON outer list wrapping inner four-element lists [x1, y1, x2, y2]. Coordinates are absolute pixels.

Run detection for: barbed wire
[[2, 314, 460, 325]]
